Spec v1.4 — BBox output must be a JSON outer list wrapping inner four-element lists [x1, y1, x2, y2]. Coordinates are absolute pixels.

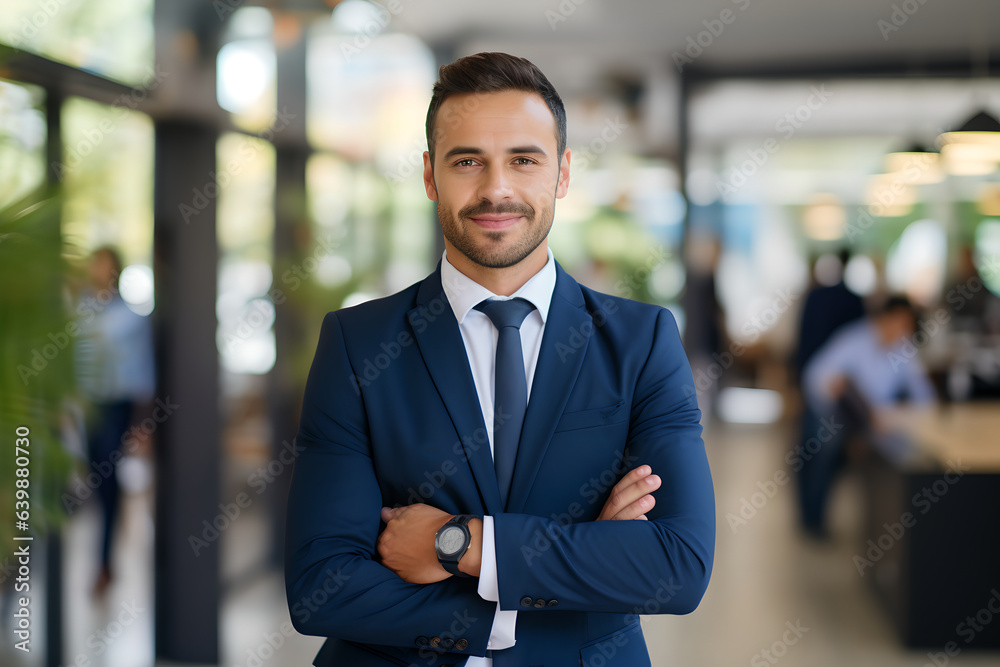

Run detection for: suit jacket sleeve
[[284, 312, 497, 652], [492, 308, 715, 614]]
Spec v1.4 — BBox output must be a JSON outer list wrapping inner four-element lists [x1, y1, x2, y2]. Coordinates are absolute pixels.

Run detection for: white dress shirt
[[439, 247, 556, 665]]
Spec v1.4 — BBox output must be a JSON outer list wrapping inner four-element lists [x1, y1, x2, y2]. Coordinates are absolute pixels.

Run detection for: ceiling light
[[883, 143, 943, 184], [866, 174, 916, 217], [941, 143, 998, 176], [803, 193, 846, 240], [939, 110, 1000, 174]]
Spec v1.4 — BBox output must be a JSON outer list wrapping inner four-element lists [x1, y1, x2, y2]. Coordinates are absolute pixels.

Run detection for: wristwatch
[[435, 514, 473, 577]]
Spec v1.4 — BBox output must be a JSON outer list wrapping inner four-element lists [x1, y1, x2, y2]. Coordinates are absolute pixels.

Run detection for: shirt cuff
[[477, 516, 516, 650]]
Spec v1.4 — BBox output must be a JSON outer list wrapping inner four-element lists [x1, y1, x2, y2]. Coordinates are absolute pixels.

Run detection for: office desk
[[862, 403, 1000, 649]]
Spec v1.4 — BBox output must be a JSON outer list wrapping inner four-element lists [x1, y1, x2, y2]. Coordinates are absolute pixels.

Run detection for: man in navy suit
[[285, 52, 715, 666]]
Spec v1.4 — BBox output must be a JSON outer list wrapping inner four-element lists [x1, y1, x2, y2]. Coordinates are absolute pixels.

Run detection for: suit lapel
[[407, 263, 503, 516], [506, 263, 591, 514]]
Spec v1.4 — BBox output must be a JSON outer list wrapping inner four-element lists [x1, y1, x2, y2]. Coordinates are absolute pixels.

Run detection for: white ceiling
[[384, 0, 1000, 153], [392, 0, 1000, 83], [690, 78, 1000, 141]]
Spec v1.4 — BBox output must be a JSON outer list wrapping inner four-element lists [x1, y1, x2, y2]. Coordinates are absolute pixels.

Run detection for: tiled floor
[[62, 490, 155, 667], [4, 421, 999, 666], [642, 420, 1000, 666]]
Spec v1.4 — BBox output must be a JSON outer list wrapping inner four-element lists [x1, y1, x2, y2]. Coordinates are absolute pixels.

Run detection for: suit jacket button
[[520, 596, 533, 607], [533, 598, 545, 608], [456, 638, 468, 650], [415, 636, 429, 647], [441, 638, 455, 649], [429, 636, 441, 647], [547, 599, 559, 607]]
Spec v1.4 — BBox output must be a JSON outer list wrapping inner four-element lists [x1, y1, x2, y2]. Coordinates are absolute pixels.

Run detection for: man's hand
[[379, 466, 655, 584], [596, 465, 661, 521], [377, 504, 482, 583]]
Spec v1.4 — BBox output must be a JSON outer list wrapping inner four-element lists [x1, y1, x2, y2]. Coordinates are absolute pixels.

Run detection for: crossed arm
[[377, 464, 663, 583], [286, 309, 714, 648]]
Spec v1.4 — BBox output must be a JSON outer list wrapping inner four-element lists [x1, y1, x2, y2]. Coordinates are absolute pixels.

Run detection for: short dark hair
[[880, 294, 919, 326], [425, 52, 567, 164]]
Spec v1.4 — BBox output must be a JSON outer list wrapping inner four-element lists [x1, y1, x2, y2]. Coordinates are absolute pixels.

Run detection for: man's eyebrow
[[441, 145, 549, 160], [442, 146, 484, 160], [508, 145, 547, 156]]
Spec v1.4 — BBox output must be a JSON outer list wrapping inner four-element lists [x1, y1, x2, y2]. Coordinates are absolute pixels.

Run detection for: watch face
[[438, 526, 465, 556]]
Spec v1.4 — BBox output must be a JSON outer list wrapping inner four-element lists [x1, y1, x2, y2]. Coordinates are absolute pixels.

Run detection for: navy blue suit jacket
[[285, 260, 715, 666]]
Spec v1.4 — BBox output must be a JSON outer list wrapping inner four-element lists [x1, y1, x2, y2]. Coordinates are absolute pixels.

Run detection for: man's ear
[[423, 151, 438, 202], [555, 148, 571, 199]]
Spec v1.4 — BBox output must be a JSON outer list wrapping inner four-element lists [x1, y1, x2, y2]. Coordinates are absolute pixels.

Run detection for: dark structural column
[[153, 120, 220, 663], [151, 0, 224, 658], [268, 28, 309, 568], [44, 86, 65, 667]]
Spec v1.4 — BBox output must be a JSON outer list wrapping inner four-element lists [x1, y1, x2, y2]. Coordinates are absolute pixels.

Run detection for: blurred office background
[[1, 0, 999, 665]]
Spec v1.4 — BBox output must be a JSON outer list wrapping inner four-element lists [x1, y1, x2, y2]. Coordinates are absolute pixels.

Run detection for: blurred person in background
[[794, 248, 866, 385], [947, 245, 1000, 336], [74, 246, 155, 595], [945, 245, 1000, 399], [683, 233, 725, 418], [797, 295, 935, 538]]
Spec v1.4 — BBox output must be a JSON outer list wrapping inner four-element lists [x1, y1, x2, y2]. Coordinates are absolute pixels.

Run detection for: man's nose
[[477, 164, 514, 202]]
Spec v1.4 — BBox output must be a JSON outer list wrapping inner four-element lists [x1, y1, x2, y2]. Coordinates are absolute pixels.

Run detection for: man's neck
[[444, 242, 549, 297]]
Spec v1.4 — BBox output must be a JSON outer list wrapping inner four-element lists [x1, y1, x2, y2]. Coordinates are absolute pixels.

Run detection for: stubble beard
[[438, 199, 554, 270]]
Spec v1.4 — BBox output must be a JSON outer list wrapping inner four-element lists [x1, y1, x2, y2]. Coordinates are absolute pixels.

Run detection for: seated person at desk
[[797, 295, 936, 538]]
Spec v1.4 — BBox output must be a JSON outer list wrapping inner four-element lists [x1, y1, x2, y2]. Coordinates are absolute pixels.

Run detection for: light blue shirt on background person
[[802, 318, 936, 414], [75, 292, 156, 404]]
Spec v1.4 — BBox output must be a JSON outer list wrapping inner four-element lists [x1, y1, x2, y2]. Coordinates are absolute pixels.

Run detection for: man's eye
[[513, 158, 535, 166], [455, 159, 477, 167]]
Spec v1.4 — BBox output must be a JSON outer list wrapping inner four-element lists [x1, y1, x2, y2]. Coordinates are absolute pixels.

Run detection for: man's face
[[422, 90, 570, 269], [879, 310, 916, 345], [89, 251, 117, 290]]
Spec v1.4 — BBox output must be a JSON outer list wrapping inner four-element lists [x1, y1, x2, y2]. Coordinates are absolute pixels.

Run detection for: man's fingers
[[380, 506, 397, 523], [610, 494, 656, 521], [619, 465, 652, 487], [598, 470, 660, 521], [608, 474, 660, 514]]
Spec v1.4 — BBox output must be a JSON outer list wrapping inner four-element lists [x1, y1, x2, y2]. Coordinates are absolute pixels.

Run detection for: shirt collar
[[440, 247, 556, 325]]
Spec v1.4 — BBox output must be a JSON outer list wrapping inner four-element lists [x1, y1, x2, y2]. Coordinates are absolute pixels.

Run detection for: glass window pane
[[0, 78, 46, 209], [61, 96, 154, 274], [307, 29, 434, 161], [216, 131, 276, 375], [886, 218, 947, 306], [974, 219, 1000, 296], [217, 7, 277, 133], [0, 0, 154, 86]]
